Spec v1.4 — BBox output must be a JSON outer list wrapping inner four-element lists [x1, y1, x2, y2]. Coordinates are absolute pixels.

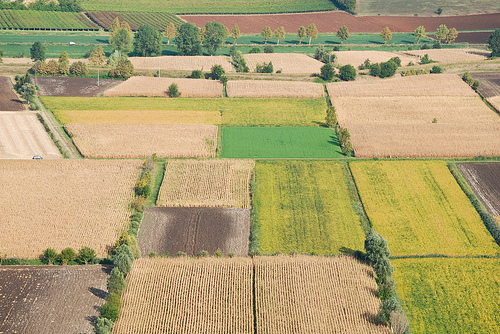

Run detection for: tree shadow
[[89, 287, 108, 300], [96, 39, 108, 44], [362, 311, 382, 326], [85, 315, 98, 327], [312, 121, 328, 128], [328, 135, 341, 146]]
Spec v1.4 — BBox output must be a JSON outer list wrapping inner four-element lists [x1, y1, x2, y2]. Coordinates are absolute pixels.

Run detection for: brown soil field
[[103, 76, 223, 97], [157, 159, 254, 209], [244, 53, 323, 74], [0, 76, 24, 111], [65, 123, 217, 158], [470, 72, 500, 98], [403, 48, 489, 63], [180, 12, 500, 34], [334, 50, 418, 67], [458, 162, 500, 217], [0, 265, 109, 334], [450, 31, 494, 44], [0, 112, 61, 159], [226, 80, 324, 98], [113, 257, 253, 334], [129, 55, 231, 72], [36, 77, 121, 97], [254, 255, 390, 334], [138, 207, 250, 257], [0, 160, 140, 258], [488, 96, 500, 112]]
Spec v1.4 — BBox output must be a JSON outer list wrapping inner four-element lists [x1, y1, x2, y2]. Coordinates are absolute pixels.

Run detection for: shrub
[[420, 43, 430, 50], [263, 45, 274, 53], [256, 61, 273, 73], [374, 256, 394, 282], [197, 250, 209, 257], [149, 251, 158, 257], [108, 58, 134, 79], [130, 212, 143, 222], [190, 69, 203, 79], [420, 54, 433, 64], [42, 248, 58, 265], [388, 56, 401, 67], [249, 47, 262, 53], [31, 60, 49, 75], [113, 252, 132, 276], [132, 197, 147, 211], [94, 317, 114, 334], [135, 178, 151, 197], [128, 221, 140, 236], [364, 229, 390, 265], [390, 310, 410, 334], [379, 60, 398, 78], [358, 58, 371, 70], [210, 64, 225, 79], [320, 63, 335, 81], [115, 244, 134, 262], [115, 232, 141, 259], [325, 106, 338, 127], [107, 267, 126, 295], [100, 293, 121, 322], [46, 59, 59, 75], [339, 64, 356, 81], [433, 40, 442, 49], [369, 63, 381, 77], [377, 296, 402, 325], [176, 251, 187, 257], [167, 83, 181, 97], [69, 61, 88, 76], [231, 50, 249, 72], [214, 249, 223, 257], [341, 140, 354, 157], [77, 247, 96, 264], [472, 80, 480, 91], [462, 72, 474, 86], [378, 277, 396, 301], [59, 247, 76, 265]]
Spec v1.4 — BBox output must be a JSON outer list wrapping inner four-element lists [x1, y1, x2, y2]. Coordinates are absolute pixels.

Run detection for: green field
[[357, 0, 500, 15], [87, 11, 184, 31], [350, 161, 498, 256], [393, 258, 500, 333], [253, 161, 365, 254], [0, 10, 99, 30], [220, 127, 343, 158], [40, 97, 327, 126]]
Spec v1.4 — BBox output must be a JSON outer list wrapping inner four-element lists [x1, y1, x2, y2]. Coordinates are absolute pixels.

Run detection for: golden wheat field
[[403, 48, 489, 63], [103, 76, 223, 98], [0, 160, 140, 258], [129, 56, 231, 72], [65, 123, 217, 158], [244, 53, 323, 74], [327, 74, 476, 97], [488, 96, 500, 111], [254, 255, 390, 334], [157, 159, 255, 209], [112, 257, 254, 334], [334, 50, 417, 67], [225, 80, 324, 98]]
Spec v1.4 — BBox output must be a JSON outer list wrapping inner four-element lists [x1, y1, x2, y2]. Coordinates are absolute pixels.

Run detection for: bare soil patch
[[403, 48, 489, 63], [334, 50, 418, 68], [453, 31, 494, 44], [129, 55, 231, 72], [458, 162, 500, 217], [470, 72, 500, 98], [244, 53, 323, 74], [0, 76, 24, 111], [138, 207, 250, 257], [226, 80, 324, 98], [0, 265, 109, 334], [36, 76, 121, 97], [104, 76, 223, 97]]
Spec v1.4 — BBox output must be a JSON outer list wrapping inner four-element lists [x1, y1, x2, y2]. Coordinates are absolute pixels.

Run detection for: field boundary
[[342, 162, 371, 234]]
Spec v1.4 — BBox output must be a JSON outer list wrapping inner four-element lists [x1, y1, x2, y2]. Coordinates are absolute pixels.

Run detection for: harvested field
[[254, 255, 390, 334], [0, 265, 109, 334], [103, 76, 223, 98], [157, 159, 254, 209], [470, 72, 500, 98], [129, 55, 231, 72], [0, 76, 24, 111], [403, 48, 489, 63], [350, 161, 499, 256], [0, 160, 140, 258], [489, 96, 500, 112], [458, 162, 500, 217], [244, 53, 323, 74], [226, 80, 323, 98], [334, 50, 417, 67], [138, 207, 250, 257], [0, 112, 61, 159], [65, 123, 217, 158], [113, 257, 253, 334], [36, 76, 121, 97]]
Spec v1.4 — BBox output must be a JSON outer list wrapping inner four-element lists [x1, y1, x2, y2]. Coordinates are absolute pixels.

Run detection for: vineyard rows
[[87, 11, 183, 31], [0, 9, 99, 30]]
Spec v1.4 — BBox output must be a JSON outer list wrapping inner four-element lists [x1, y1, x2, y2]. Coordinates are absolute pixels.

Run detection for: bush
[[374, 256, 394, 282], [108, 58, 134, 79], [197, 250, 209, 257], [378, 277, 396, 301], [113, 252, 132, 276], [462, 72, 474, 86], [379, 60, 398, 78], [339, 64, 356, 81], [130, 212, 143, 222], [377, 296, 402, 325], [77, 247, 96, 264], [115, 232, 141, 259], [325, 106, 338, 127], [135, 178, 151, 197], [388, 56, 401, 67], [94, 317, 114, 334], [107, 267, 126, 295], [341, 140, 354, 157], [433, 40, 442, 49], [320, 63, 335, 81], [128, 221, 140, 236], [364, 229, 390, 265], [46, 59, 59, 75], [100, 293, 121, 322], [430, 65, 442, 74], [263, 45, 274, 53], [256, 61, 273, 73], [358, 58, 371, 70], [369, 63, 381, 77], [115, 244, 134, 262], [69, 61, 88, 76], [210, 64, 225, 79], [390, 310, 410, 334], [59, 247, 76, 265], [420, 54, 433, 64], [42, 248, 58, 265], [231, 50, 249, 72], [472, 80, 480, 91], [420, 43, 430, 50], [214, 249, 223, 257], [249, 47, 262, 53], [190, 69, 203, 78], [132, 197, 146, 211], [167, 83, 181, 97]]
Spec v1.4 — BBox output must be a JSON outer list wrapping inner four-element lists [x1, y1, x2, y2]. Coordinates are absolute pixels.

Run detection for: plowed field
[[0, 265, 109, 334], [0, 76, 24, 111], [470, 72, 500, 98], [36, 77, 121, 97]]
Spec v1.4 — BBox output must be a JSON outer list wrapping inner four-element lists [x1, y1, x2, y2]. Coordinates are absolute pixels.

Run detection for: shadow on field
[[363, 311, 382, 325], [89, 287, 108, 300], [328, 135, 341, 146]]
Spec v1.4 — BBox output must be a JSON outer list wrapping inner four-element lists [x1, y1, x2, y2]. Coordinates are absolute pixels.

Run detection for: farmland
[[0, 9, 99, 30], [403, 48, 490, 63], [86, 11, 183, 31], [220, 127, 343, 158], [0, 160, 139, 258], [0, 265, 109, 334], [0, 76, 24, 111], [349, 161, 499, 256], [243, 53, 323, 74], [65, 123, 218, 158], [334, 50, 417, 67], [37, 77, 121, 97], [253, 161, 365, 254], [157, 159, 254, 208], [490, 96, 500, 112], [393, 258, 500, 334], [138, 207, 251, 257], [112, 257, 254, 334], [226, 80, 324, 98], [130, 56, 231, 72], [470, 72, 500, 98], [458, 163, 500, 217]]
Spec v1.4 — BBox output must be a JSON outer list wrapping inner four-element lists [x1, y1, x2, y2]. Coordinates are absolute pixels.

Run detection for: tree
[[165, 22, 177, 45], [374, 255, 394, 282], [445, 27, 458, 44], [30, 41, 46, 61], [369, 63, 381, 77], [175, 22, 202, 56], [378, 277, 396, 301], [379, 60, 398, 78], [134, 24, 162, 57], [320, 63, 335, 81], [435, 24, 449, 42], [115, 244, 134, 262], [337, 25, 350, 44], [114, 233, 140, 259], [46, 59, 59, 75], [377, 296, 402, 325], [59, 247, 77, 265], [94, 317, 113, 334], [230, 24, 240, 45], [414, 25, 426, 44], [120, 21, 131, 32], [487, 29, 500, 57], [199, 27, 206, 43], [306, 23, 318, 45], [58, 51, 69, 75], [261, 26, 272, 44], [274, 26, 285, 45], [110, 28, 133, 53], [107, 267, 126, 295], [108, 58, 134, 79], [113, 252, 132, 276], [42, 248, 58, 265], [77, 247, 96, 264], [210, 64, 225, 79], [88, 45, 107, 66], [100, 293, 121, 322], [339, 64, 356, 81], [167, 83, 181, 97], [20, 83, 36, 101], [380, 26, 392, 44], [297, 26, 306, 44], [203, 21, 227, 56], [108, 17, 121, 38], [69, 61, 88, 76], [325, 106, 337, 127], [231, 50, 249, 72], [364, 229, 390, 265]]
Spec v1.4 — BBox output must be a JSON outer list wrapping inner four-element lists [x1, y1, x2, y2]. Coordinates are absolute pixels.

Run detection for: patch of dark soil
[[458, 162, 500, 216], [469, 72, 500, 98], [36, 76, 121, 97], [0, 76, 24, 111]]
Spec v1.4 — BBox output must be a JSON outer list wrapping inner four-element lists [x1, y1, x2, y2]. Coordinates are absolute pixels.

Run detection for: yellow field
[[157, 159, 255, 208], [244, 53, 323, 74], [0, 160, 140, 258], [350, 161, 499, 256], [129, 55, 231, 72], [334, 50, 417, 67], [112, 257, 254, 334], [403, 48, 490, 63], [226, 80, 324, 98]]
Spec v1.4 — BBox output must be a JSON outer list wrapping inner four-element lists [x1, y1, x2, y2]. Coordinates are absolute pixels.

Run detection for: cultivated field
[[393, 258, 500, 334], [0, 76, 24, 111], [244, 54, 323, 74], [254, 161, 365, 254], [112, 257, 254, 334], [36, 77, 121, 97], [489, 96, 500, 112], [220, 127, 343, 158], [0, 112, 61, 159], [65, 123, 217, 158], [103, 77, 223, 98], [87, 11, 183, 31], [0, 265, 109, 334], [254, 255, 390, 334], [403, 49, 490, 63], [129, 56, 231, 72], [458, 163, 500, 217], [157, 159, 254, 209], [470, 72, 500, 98], [138, 207, 251, 257], [226, 80, 324, 98], [334, 50, 417, 68], [350, 161, 499, 256], [0, 9, 99, 30], [0, 160, 140, 258]]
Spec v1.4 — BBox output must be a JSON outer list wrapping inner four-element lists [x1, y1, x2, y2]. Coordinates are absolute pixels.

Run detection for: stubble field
[[226, 80, 324, 98], [243, 53, 324, 74], [402, 49, 490, 63], [129, 56, 231, 72], [0, 76, 24, 111], [334, 50, 417, 67]]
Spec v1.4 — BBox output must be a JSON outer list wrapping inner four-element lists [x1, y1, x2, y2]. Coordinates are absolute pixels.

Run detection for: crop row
[[87, 11, 183, 31], [0, 9, 99, 30]]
